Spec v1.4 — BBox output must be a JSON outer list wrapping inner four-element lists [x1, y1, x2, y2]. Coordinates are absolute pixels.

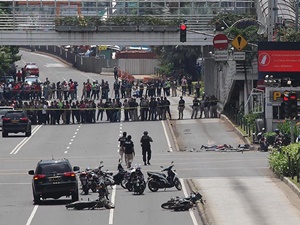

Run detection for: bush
[[269, 143, 300, 176]]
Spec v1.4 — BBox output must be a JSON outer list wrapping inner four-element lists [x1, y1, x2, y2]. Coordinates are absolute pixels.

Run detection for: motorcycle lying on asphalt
[[147, 161, 182, 192], [66, 178, 114, 210], [126, 164, 146, 195], [161, 191, 204, 211]]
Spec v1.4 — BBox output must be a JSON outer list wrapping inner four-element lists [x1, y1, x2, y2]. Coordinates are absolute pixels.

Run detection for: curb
[[187, 179, 212, 225], [273, 169, 300, 198], [166, 119, 180, 152]]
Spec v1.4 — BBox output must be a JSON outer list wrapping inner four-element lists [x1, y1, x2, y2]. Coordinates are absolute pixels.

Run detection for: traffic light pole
[[291, 119, 295, 144]]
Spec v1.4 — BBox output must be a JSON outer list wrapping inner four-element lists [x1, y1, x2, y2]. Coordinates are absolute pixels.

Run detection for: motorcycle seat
[[147, 171, 166, 177]]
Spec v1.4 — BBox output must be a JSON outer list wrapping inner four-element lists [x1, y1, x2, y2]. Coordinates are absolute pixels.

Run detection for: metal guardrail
[[0, 14, 215, 32]]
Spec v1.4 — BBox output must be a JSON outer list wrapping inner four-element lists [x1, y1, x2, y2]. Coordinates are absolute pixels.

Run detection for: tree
[[0, 2, 20, 77]]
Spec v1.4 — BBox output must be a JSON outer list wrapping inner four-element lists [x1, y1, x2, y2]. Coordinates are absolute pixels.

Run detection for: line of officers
[[4, 94, 218, 125]]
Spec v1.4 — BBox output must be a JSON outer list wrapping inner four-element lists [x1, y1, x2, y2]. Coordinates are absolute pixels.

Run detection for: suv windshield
[[37, 163, 71, 174]]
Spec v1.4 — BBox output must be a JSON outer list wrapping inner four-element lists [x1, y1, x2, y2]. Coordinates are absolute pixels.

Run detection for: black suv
[[2, 110, 31, 137], [28, 159, 80, 204]]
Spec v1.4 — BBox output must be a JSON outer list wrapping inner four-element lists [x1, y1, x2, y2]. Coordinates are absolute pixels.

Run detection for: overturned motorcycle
[[66, 178, 114, 210], [161, 191, 204, 211]]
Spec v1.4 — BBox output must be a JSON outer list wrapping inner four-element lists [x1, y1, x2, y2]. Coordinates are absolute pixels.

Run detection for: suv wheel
[[26, 130, 31, 137], [33, 191, 41, 205], [71, 189, 79, 202], [2, 131, 8, 137]]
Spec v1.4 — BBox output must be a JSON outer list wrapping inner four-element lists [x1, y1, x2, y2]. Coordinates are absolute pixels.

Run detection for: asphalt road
[[1, 50, 299, 225], [0, 50, 202, 225]]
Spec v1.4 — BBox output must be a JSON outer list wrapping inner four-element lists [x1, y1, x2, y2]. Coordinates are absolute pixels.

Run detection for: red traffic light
[[180, 24, 187, 31], [283, 94, 289, 102], [289, 93, 297, 100]]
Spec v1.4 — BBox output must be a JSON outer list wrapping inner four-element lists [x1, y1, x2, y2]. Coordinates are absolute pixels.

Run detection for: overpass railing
[[0, 14, 216, 32]]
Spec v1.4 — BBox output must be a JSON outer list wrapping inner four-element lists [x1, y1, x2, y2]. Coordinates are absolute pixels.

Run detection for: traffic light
[[289, 92, 298, 119], [282, 92, 291, 119], [180, 24, 187, 43]]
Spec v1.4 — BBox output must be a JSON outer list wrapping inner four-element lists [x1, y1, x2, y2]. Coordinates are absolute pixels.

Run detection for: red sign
[[258, 50, 300, 72], [213, 34, 228, 50]]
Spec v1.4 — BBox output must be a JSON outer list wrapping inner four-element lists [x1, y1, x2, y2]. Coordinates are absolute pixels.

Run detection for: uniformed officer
[[140, 131, 153, 165]]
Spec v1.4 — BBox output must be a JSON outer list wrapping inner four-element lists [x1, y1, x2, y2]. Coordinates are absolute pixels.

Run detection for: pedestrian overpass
[[0, 29, 213, 46], [0, 14, 214, 46]]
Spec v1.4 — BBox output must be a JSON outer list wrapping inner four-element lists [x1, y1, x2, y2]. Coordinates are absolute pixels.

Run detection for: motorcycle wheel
[[126, 183, 133, 192], [148, 181, 159, 192], [161, 202, 176, 210], [174, 179, 182, 191], [121, 180, 127, 189], [83, 186, 89, 195]]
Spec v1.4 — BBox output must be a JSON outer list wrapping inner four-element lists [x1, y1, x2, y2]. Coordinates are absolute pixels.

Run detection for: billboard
[[258, 42, 300, 80]]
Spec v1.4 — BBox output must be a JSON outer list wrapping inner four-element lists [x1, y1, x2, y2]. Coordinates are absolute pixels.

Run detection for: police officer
[[123, 135, 135, 168], [118, 132, 127, 162], [140, 131, 153, 165], [178, 96, 185, 120]]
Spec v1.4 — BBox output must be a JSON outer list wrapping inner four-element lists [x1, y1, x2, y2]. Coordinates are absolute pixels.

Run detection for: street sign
[[233, 51, 245, 60], [213, 34, 228, 50], [231, 35, 248, 51], [214, 50, 228, 61]]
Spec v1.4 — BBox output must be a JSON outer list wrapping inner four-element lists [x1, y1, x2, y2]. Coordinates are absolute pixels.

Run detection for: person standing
[[191, 96, 200, 119], [123, 135, 135, 168], [118, 132, 127, 162], [140, 131, 153, 166], [178, 96, 185, 120]]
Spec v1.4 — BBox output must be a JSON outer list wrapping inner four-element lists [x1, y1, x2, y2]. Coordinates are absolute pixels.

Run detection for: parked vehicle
[[2, 110, 31, 137], [161, 191, 204, 211], [24, 75, 41, 85], [113, 162, 127, 188], [0, 106, 14, 127], [24, 62, 39, 76], [126, 164, 146, 195], [147, 161, 182, 192], [79, 170, 91, 195], [28, 158, 80, 204]]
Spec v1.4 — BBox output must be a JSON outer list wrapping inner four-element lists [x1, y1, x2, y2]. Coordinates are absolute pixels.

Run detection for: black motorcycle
[[147, 161, 182, 192], [113, 162, 127, 189], [126, 165, 146, 195], [161, 191, 204, 211], [79, 170, 91, 195]]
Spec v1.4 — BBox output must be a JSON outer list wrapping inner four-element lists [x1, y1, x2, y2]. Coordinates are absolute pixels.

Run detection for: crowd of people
[[0, 75, 219, 125]]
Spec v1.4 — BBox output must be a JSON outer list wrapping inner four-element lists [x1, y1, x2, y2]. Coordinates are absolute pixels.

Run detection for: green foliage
[[55, 15, 179, 27], [243, 112, 263, 126], [277, 121, 300, 143], [269, 143, 300, 176]]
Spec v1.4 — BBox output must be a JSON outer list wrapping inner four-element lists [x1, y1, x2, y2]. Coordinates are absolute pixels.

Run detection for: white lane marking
[[71, 139, 74, 141], [75, 132, 77, 135], [73, 136, 76, 138], [181, 178, 199, 225], [66, 146, 70, 149], [108, 185, 116, 224], [9, 125, 40, 154], [10, 125, 42, 155], [161, 121, 172, 152], [64, 151, 68, 154], [69, 142, 72, 145], [25, 205, 38, 225]]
